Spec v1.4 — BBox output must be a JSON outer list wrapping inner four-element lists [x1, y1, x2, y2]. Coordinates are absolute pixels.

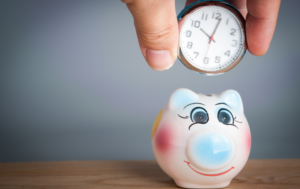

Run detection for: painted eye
[[191, 107, 208, 124], [218, 109, 234, 125]]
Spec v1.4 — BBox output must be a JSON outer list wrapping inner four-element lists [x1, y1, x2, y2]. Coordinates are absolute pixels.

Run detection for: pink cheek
[[245, 132, 251, 153], [155, 124, 173, 154]]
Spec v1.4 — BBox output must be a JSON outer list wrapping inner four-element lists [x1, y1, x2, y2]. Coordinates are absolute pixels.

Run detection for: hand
[[122, 0, 281, 71], [200, 28, 216, 43], [210, 18, 222, 43], [205, 19, 222, 59], [204, 19, 221, 59]]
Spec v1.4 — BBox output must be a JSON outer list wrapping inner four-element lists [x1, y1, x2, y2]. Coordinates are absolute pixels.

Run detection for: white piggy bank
[[152, 88, 251, 188]]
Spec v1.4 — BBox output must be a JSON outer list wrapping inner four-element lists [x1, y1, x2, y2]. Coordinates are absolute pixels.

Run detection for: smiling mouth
[[184, 160, 235, 176]]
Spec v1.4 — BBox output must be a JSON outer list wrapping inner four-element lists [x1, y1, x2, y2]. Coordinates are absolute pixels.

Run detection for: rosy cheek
[[155, 124, 173, 154], [245, 132, 251, 153]]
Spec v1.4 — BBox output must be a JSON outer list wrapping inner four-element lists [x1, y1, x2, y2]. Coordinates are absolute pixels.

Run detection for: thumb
[[122, 0, 178, 71]]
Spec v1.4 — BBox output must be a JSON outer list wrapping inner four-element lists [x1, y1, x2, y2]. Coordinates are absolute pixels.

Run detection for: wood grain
[[0, 159, 299, 189]]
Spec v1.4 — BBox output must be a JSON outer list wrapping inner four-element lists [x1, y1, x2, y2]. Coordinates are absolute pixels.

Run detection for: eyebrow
[[215, 102, 232, 109], [183, 103, 205, 109]]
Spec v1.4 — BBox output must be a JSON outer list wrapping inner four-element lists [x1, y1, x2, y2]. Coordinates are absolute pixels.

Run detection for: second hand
[[204, 19, 222, 61], [204, 34, 214, 59]]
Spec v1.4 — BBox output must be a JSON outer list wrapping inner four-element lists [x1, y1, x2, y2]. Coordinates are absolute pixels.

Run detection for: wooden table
[[0, 159, 299, 189]]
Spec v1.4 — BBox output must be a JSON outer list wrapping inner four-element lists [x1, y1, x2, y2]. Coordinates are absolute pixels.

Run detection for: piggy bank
[[152, 88, 251, 188]]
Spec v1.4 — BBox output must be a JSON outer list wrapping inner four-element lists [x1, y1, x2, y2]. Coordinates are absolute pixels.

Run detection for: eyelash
[[223, 117, 243, 129], [178, 108, 242, 129], [178, 114, 188, 119], [234, 117, 242, 123]]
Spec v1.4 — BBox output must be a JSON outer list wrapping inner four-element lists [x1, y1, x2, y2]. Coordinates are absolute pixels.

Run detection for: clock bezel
[[178, 1, 247, 75]]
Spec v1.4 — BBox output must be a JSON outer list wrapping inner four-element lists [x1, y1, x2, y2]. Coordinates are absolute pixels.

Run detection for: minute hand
[[204, 19, 222, 59], [210, 19, 222, 42]]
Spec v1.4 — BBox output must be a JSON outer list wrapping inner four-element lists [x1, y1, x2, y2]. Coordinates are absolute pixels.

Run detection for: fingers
[[246, 0, 281, 56], [122, 0, 178, 71], [226, 0, 281, 56], [186, 0, 280, 56], [225, 0, 247, 18], [185, 0, 197, 6], [186, 0, 248, 17]]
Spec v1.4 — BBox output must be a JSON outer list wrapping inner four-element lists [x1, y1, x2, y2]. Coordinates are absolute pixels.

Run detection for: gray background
[[0, 0, 299, 163]]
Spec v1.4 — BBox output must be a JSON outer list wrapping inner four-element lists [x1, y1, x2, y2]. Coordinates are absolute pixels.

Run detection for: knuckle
[[121, 0, 141, 5], [121, 0, 132, 4], [137, 24, 177, 49]]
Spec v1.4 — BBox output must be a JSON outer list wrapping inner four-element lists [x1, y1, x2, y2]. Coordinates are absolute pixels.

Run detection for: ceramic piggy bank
[[152, 88, 251, 188]]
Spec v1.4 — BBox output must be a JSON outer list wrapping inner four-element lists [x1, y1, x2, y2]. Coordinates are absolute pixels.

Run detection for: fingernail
[[145, 50, 174, 71]]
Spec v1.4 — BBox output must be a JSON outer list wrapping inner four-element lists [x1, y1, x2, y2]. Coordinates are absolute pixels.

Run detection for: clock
[[178, 0, 247, 75]]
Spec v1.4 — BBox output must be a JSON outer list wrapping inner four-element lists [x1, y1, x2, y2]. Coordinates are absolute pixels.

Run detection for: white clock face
[[180, 6, 245, 72]]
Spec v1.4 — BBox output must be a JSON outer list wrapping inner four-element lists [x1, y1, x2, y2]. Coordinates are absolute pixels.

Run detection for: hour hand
[[200, 28, 216, 43]]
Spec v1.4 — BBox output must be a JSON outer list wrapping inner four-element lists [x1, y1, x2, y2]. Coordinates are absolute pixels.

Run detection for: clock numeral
[[230, 28, 236, 36], [202, 13, 208, 21], [204, 57, 209, 64], [226, 18, 229, 25], [211, 12, 221, 20], [215, 13, 221, 20], [232, 40, 237, 47], [186, 30, 192, 37], [194, 21, 200, 28], [215, 56, 221, 63], [225, 50, 230, 57], [190, 20, 200, 28], [187, 42, 193, 49], [193, 52, 199, 58]]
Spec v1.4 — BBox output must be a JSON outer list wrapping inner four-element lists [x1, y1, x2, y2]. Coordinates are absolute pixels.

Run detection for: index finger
[[246, 0, 281, 56]]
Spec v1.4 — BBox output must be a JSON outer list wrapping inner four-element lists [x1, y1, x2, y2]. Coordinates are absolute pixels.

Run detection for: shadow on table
[[99, 160, 177, 188]]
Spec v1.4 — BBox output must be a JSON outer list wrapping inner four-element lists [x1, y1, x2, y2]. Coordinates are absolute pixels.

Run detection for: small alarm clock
[[177, 0, 247, 75]]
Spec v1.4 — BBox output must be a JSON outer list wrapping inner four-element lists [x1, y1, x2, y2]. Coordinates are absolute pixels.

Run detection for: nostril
[[187, 132, 235, 171]]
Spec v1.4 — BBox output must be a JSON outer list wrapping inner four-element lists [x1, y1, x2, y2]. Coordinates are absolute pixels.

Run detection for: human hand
[[122, 0, 281, 71]]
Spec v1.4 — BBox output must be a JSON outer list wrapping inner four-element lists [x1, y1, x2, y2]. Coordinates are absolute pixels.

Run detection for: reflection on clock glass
[[180, 6, 244, 71]]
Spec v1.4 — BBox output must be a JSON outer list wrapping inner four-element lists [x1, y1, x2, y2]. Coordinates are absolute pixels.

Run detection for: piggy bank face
[[152, 89, 251, 188]]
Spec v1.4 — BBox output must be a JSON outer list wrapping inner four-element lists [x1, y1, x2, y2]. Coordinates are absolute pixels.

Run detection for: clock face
[[179, 5, 245, 72]]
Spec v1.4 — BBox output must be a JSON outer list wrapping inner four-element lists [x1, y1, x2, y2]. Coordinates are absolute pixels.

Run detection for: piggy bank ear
[[220, 90, 244, 113], [167, 88, 199, 110]]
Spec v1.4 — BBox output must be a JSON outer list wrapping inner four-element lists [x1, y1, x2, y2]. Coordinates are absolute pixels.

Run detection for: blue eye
[[218, 109, 234, 125], [191, 107, 208, 124]]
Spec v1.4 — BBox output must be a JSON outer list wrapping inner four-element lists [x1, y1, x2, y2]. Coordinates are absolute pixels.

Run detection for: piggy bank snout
[[187, 132, 235, 171]]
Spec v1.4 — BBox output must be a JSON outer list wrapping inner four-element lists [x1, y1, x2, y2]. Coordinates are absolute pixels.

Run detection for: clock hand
[[200, 28, 216, 43], [210, 19, 222, 42], [204, 40, 211, 60], [204, 19, 222, 60]]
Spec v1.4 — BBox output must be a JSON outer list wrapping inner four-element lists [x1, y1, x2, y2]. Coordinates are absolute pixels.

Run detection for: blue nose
[[187, 132, 234, 171]]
